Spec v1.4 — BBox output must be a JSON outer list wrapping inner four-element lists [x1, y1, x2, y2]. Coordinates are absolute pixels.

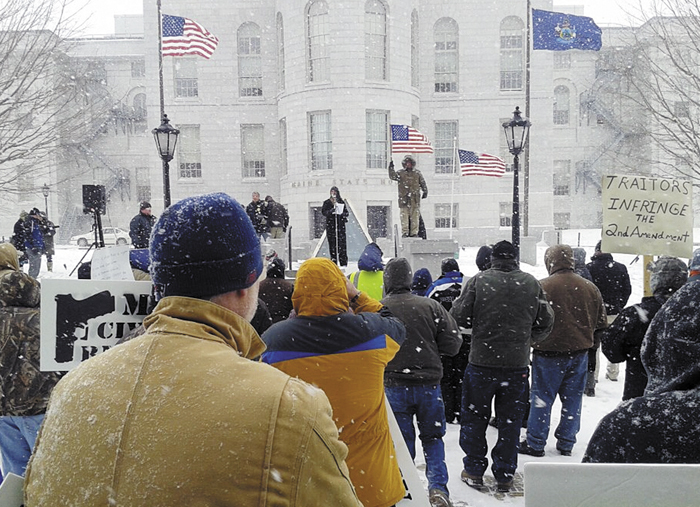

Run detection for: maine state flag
[[532, 9, 602, 51]]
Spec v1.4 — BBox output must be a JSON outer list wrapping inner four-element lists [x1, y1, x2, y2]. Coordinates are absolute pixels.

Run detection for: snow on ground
[[38, 231, 647, 506]]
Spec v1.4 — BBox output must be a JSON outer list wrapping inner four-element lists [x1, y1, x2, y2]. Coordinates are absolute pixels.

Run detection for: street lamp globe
[[152, 114, 180, 162], [502, 106, 531, 156]]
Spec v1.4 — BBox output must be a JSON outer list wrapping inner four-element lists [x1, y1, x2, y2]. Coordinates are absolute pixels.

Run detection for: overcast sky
[[77, 0, 650, 35]]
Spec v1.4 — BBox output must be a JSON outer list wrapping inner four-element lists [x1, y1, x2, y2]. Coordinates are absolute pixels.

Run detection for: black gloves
[[389, 161, 394, 169], [422, 191, 428, 199]]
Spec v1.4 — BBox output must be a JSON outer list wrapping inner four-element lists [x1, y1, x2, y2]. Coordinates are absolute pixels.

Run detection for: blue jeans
[[0, 415, 45, 476], [459, 364, 529, 483], [385, 384, 449, 494], [526, 351, 588, 452]]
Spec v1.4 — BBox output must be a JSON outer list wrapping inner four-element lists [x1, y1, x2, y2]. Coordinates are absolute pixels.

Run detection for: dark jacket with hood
[[258, 259, 294, 324], [572, 247, 593, 282], [583, 274, 700, 463], [601, 256, 688, 401], [381, 258, 461, 386], [535, 245, 607, 355], [450, 256, 554, 368], [587, 250, 632, 315]]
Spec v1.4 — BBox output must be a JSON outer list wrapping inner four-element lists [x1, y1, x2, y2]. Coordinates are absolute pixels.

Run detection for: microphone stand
[[334, 201, 340, 267]]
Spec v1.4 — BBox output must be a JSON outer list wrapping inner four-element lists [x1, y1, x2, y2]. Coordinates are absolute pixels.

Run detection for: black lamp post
[[41, 183, 50, 217], [502, 106, 531, 259], [152, 114, 180, 209]]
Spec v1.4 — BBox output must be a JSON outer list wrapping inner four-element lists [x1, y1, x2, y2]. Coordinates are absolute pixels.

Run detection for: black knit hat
[[441, 258, 459, 274], [492, 240, 516, 259], [475, 245, 493, 271]]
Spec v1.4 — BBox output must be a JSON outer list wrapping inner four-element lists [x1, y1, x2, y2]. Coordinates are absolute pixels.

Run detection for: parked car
[[70, 227, 131, 247]]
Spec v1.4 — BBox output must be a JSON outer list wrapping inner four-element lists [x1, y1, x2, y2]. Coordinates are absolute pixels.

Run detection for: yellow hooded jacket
[[262, 258, 407, 507]]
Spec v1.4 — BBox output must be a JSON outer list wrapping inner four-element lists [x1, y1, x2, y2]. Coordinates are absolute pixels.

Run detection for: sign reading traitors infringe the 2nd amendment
[[601, 174, 693, 258]]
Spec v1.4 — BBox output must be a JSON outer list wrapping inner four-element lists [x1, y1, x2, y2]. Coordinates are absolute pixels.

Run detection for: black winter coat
[[129, 212, 156, 249], [587, 253, 631, 315], [583, 277, 700, 463], [601, 295, 665, 400]]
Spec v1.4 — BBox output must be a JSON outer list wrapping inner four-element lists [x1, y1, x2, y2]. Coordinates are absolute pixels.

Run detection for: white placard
[[0, 473, 24, 507], [334, 202, 345, 215], [387, 397, 431, 507], [40, 279, 153, 371], [90, 245, 133, 281], [601, 174, 693, 257]]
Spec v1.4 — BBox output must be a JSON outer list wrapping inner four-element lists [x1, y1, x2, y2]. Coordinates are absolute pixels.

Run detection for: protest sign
[[601, 174, 693, 257], [40, 279, 153, 371]]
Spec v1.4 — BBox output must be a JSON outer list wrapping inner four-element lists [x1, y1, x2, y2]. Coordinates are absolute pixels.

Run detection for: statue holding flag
[[388, 155, 428, 238], [389, 124, 432, 239]]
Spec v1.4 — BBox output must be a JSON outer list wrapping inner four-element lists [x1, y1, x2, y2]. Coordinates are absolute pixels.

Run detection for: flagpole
[[449, 137, 457, 240], [524, 0, 531, 238], [157, 0, 164, 119]]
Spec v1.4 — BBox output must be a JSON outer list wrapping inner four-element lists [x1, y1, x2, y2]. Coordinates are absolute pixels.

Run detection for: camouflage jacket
[[0, 269, 62, 416]]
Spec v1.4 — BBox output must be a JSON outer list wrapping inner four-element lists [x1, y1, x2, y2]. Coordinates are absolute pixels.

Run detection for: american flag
[[459, 150, 506, 177], [162, 14, 219, 59], [390, 125, 434, 154]]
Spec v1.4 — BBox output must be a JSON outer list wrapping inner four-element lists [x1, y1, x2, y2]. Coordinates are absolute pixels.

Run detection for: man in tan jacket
[[25, 193, 362, 507]]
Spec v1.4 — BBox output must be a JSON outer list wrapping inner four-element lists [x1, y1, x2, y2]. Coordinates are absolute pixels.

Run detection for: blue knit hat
[[150, 193, 263, 298]]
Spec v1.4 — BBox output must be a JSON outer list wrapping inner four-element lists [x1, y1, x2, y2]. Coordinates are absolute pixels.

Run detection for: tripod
[[70, 208, 106, 277]]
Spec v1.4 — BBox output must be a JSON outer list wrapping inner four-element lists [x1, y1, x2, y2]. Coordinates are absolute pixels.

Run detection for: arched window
[[365, 0, 387, 80], [238, 22, 262, 97], [306, 0, 330, 82], [500, 16, 524, 90], [411, 10, 419, 88], [276, 13, 285, 91], [434, 18, 458, 93], [554, 85, 570, 125]]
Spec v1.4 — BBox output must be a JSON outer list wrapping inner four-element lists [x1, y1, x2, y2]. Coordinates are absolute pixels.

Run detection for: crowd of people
[[0, 191, 698, 507]]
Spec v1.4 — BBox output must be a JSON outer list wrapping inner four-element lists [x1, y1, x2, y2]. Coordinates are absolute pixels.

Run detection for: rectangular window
[[135, 167, 151, 202], [310, 206, 325, 238], [553, 160, 571, 196], [279, 118, 288, 176], [500, 34, 523, 90], [554, 212, 570, 230], [434, 121, 458, 174], [16, 169, 32, 201], [675, 101, 690, 118], [553, 53, 571, 69], [499, 202, 512, 227], [131, 59, 145, 78], [435, 203, 458, 229], [174, 59, 198, 98], [367, 205, 389, 239], [366, 110, 388, 169], [178, 125, 202, 178], [309, 111, 332, 171], [241, 124, 265, 178]]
